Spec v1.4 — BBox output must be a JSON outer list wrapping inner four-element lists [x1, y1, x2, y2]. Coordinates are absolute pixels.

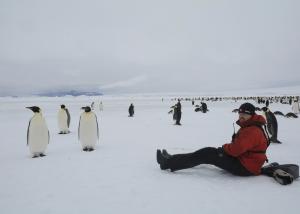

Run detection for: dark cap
[[238, 103, 256, 115]]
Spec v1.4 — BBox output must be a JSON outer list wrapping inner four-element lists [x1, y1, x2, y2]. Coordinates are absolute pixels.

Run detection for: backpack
[[261, 162, 299, 185]]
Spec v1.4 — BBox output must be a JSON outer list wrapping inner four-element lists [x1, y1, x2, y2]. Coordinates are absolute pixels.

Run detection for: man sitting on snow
[[156, 103, 268, 176]]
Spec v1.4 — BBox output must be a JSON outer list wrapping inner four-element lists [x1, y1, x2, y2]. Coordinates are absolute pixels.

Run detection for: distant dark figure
[[128, 103, 134, 117], [192, 100, 195, 105], [195, 102, 208, 113], [266, 100, 269, 107], [262, 107, 282, 144], [174, 100, 182, 125], [201, 102, 208, 113]]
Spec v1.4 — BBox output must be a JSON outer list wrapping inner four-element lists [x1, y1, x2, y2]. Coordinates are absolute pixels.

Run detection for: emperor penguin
[[57, 104, 71, 134], [292, 100, 300, 114], [26, 106, 49, 158], [262, 107, 282, 144], [128, 103, 134, 117], [78, 106, 99, 151]]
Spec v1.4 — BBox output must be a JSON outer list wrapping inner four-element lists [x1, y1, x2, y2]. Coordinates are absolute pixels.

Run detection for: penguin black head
[[61, 104, 65, 109], [81, 106, 91, 112], [261, 107, 269, 112], [26, 106, 41, 113]]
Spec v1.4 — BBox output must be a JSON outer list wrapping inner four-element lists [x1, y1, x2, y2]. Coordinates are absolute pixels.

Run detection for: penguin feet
[[270, 139, 282, 144], [83, 147, 94, 152], [59, 131, 70, 134], [32, 155, 39, 158], [40, 153, 46, 157]]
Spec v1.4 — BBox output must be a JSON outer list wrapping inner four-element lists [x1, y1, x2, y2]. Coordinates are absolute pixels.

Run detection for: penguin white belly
[[79, 114, 98, 148], [58, 110, 68, 132], [292, 103, 300, 114], [28, 116, 48, 154]]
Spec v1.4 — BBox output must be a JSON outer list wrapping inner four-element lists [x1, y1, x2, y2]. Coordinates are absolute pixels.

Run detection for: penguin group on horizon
[[26, 104, 99, 158]]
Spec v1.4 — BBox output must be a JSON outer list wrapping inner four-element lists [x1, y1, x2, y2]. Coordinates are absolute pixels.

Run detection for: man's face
[[238, 112, 252, 122]]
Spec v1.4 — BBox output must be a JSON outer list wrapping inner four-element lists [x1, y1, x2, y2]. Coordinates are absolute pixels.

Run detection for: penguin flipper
[[95, 115, 99, 140], [48, 130, 50, 144], [78, 116, 81, 140], [66, 109, 71, 128], [27, 120, 31, 145]]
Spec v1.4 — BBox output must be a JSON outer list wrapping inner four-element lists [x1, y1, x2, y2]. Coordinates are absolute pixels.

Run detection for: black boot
[[162, 149, 172, 159], [156, 150, 170, 170]]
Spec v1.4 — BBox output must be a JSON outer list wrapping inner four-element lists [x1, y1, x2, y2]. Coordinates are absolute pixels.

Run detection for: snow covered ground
[[0, 95, 299, 214]]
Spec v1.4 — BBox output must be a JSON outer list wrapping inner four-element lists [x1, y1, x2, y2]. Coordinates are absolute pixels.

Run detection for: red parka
[[222, 114, 268, 175]]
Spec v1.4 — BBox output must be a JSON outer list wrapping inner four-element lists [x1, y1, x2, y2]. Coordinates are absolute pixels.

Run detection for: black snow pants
[[168, 147, 253, 176]]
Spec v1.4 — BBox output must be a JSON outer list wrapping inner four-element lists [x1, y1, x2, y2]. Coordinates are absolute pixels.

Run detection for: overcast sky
[[0, 0, 299, 96]]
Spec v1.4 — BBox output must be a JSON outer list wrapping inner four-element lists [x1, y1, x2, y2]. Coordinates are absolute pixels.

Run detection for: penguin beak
[[26, 106, 40, 113], [81, 107, 86, 110]]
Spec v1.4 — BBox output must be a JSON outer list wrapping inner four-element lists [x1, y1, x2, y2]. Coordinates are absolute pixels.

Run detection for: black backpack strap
[[261, 125, 271, 147], [253, 124, 270, 147]]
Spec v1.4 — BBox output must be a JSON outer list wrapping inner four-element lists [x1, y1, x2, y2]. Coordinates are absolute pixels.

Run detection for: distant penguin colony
[[26, 106, 49, 158], [78, 106, 99, 152], [57, 104, 71, 134]]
